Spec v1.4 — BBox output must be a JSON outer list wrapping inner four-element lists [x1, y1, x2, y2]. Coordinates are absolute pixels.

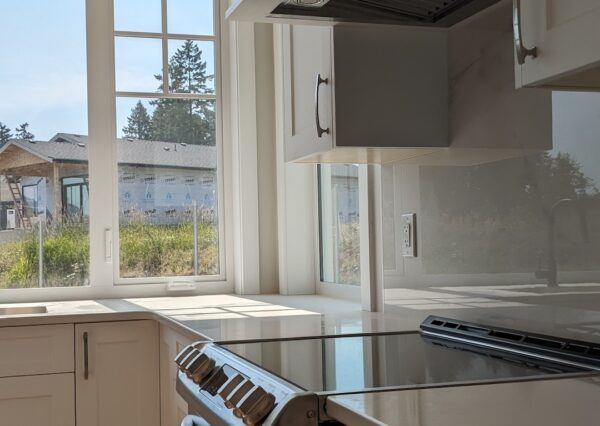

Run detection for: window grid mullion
[[116, 91, 217, 100], [114, 30, 216, 42], [161, 0, 169, 96]]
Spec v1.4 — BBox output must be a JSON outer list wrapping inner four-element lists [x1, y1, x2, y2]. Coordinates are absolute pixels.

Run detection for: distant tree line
[[0, 122, 34, 146], [122, 40, 215, 146], [2, 41, 214, 148]]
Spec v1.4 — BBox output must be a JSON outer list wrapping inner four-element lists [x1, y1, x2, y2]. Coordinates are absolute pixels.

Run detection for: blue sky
[[0, 0, 214, 140], [0, 0, 88, 140]]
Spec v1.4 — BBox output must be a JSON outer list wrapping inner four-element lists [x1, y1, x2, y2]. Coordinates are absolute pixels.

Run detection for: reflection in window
[[319, 164, 360, 285], [22, 184, 39, 216]]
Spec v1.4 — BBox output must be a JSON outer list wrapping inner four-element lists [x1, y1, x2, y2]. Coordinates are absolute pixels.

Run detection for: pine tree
[[0, 122, 12, 146], [15, 122, 34, 140], [151, 40, 215, 146], [122, 101, 152, 140]]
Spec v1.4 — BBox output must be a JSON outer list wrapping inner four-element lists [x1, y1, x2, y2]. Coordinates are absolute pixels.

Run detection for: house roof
[[0, 133, 217, 170]]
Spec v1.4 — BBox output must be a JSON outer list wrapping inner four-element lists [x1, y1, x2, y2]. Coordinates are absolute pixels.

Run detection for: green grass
[[0, 220, 219, 288], [120, 221, 219, 278]]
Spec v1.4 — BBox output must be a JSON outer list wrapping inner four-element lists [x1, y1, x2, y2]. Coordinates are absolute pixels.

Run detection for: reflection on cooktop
[[222, 333, 567, 393]]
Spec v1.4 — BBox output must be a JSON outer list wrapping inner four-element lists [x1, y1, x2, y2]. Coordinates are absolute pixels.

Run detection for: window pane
[[319, 164, 360, 285], [116, 97, 219, 278], [168, 40, 215, 94], [167, 0, 214, 35], [115, 36, 163, 93], [0, 0, 89, 289], [114, 0, 162, 33]]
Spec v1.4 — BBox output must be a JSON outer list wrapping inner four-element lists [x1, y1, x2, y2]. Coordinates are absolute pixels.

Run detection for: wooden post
[[52, 163, 61, 221]]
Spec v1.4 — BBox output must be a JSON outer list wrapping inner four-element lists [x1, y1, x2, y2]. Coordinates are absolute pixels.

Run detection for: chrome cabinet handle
[[83, 331, 89, 380], [315, 74, 330, 138], [513, 0, 537, 65]]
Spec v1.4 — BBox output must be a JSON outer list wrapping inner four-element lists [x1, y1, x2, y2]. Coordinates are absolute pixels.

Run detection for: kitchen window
[[318, 164, 361, 286], [0, 0, 90, 289], [0, 0, 232, 301], [113, 0, 223, 281]]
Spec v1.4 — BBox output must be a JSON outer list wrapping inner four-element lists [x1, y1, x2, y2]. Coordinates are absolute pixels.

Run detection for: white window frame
[[314, 164, 383, 311], [0, 0, 235, 303], [111, 0, 226, 285]]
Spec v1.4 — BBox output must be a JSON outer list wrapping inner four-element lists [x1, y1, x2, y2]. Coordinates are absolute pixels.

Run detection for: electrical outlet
[[401, 213, 417, 257]]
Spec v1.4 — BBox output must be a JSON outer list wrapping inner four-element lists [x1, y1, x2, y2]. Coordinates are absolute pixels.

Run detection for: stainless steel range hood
[[227, 0, 501, 27]]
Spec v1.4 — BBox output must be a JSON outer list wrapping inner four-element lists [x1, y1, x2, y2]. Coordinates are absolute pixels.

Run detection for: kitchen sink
[[0, 306, 47, 315]]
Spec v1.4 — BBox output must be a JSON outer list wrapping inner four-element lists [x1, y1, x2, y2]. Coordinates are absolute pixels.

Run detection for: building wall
[[118, 165, 217, 224], [20, 166, 218, 225]]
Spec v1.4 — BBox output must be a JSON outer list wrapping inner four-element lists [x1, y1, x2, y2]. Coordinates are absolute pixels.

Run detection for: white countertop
[[327, 375, 600, 426], [3, 293, 600, 344], [0, 295, 414, 342], [3, 294, 600, 425]]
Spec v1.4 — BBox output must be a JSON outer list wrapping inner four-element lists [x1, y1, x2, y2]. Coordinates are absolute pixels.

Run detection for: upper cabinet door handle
[[513, 0, 537, 65], [315, 74, 330, 138]]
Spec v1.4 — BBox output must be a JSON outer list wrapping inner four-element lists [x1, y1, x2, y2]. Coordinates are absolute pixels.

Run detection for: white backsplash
[[382, 91, 600, 342]]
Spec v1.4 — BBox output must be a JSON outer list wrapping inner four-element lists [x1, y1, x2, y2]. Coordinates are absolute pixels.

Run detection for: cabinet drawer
[[0, 324, 74, 377], [0, 373, 75, 426]]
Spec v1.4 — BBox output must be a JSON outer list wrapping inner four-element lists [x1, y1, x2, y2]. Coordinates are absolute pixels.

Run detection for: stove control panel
[[175, 342, 316, 426]]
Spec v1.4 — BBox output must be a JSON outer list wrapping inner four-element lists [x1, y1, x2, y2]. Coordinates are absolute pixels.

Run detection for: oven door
[[181, 415, 210, 426]]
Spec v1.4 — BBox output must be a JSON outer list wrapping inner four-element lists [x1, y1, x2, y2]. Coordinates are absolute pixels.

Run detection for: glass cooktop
[[221, 333, 575, 393]]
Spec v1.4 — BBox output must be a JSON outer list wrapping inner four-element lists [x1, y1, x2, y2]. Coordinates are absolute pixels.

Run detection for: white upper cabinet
[[280, 24, 448, 164], [282, 25, 334, 162], [514, 0, 600, 89]]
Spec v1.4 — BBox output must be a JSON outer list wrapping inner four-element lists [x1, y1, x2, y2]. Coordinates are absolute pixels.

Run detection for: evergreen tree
[[150, 40, 215, 146], [122, 101, 152, 140], [0, 122, 12, 146], [15, 122, 34, 140]]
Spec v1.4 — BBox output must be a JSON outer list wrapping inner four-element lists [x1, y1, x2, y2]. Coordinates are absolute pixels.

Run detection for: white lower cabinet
[[0, 373, 75, 426], [160, 325, 193, 426], [0, 323, 74, 377], [75, 320, 160, 426]]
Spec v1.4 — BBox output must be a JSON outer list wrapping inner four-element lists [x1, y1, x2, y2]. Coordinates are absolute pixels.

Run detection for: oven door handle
[[181, 415, 210, 426]]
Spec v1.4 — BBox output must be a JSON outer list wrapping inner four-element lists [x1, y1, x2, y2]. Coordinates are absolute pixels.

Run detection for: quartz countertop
[[327, 375, 600, 426], [0, 295, 413, 342]]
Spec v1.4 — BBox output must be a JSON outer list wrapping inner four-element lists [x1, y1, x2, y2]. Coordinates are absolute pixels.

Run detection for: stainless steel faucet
[[536, 198, 589, 287]]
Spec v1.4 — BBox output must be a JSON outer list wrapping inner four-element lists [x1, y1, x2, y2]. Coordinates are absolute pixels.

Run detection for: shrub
[[0, 219, 219, 288]]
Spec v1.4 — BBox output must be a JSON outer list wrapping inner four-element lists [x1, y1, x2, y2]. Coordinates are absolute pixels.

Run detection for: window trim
[[314, 165, 363, 303], [111, 0, 227, 285], [0, 0, 235, 302], [313, 164, 385, 310]]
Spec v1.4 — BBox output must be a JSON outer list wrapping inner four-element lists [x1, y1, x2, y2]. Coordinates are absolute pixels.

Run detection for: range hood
[[227, 0, 501, 27]]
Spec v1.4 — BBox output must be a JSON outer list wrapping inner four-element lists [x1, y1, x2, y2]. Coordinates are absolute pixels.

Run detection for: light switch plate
[[401, 213, 417, 257]]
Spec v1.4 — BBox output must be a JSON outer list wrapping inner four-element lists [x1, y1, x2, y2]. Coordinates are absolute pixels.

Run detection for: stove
[[175, 316, 600, 425]]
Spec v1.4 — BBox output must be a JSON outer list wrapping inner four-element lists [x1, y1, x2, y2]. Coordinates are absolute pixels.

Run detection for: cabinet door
[[0, 324, 74, 377], [75, 320, 160, 426], [516, 0, 600, 88], [0, 373, 75, 426], [332, 25, 447, 149], [160, 325, 193, 426], [282, 24, 334, 162]]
